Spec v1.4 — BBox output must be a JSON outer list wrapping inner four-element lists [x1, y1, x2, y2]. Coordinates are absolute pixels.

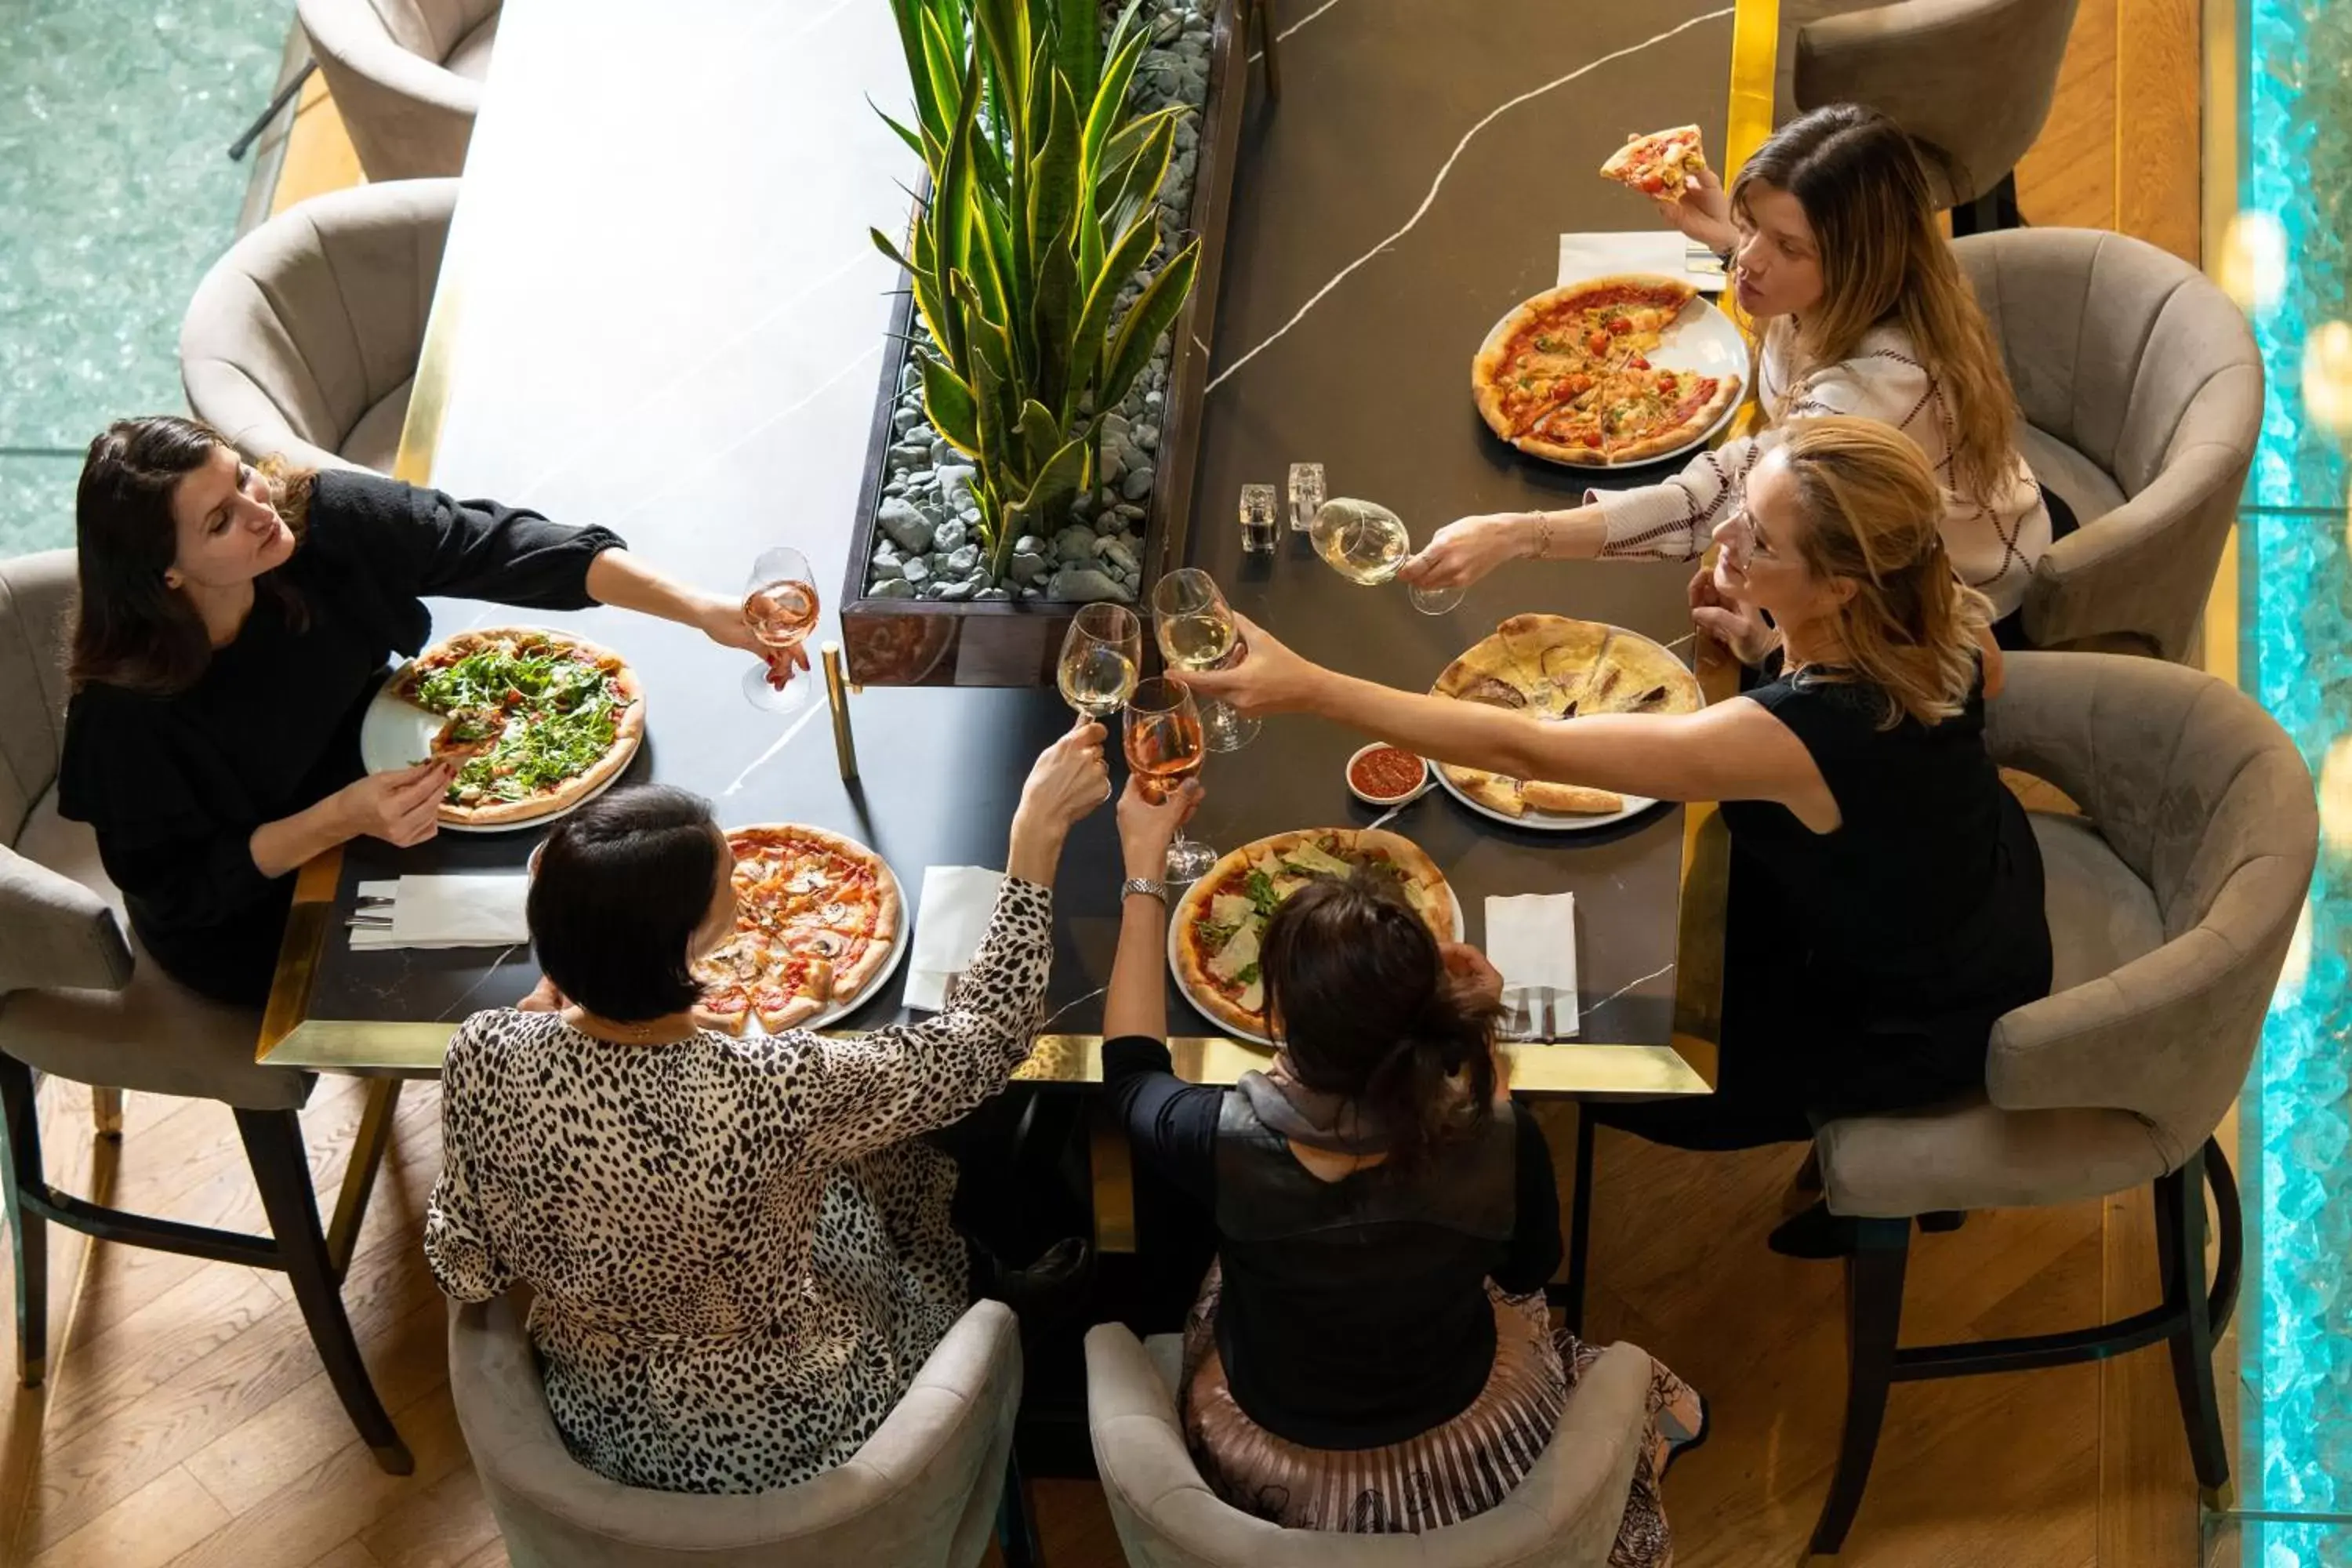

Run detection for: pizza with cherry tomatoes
[[1600, 124, 1708, 198], [1472, 274, 1743, 466], [690, 824, 902, 1034]]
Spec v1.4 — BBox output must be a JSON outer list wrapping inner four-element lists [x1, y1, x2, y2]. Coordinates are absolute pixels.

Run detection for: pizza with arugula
[[390, 627, 645, 827], [1170, 828, 1457, 1040]]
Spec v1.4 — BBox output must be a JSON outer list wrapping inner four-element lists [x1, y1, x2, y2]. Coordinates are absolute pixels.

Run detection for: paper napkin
[[1557, 230, 1726, 292], [1483, 891, 1581, 1040], [905, 866, 1004, 1011], [350, 875, 532, 951]]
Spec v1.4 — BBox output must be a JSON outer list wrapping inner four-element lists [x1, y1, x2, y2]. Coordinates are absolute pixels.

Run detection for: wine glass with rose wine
[[1124, 677, 1218, 884], [1056, 603, 1142, 720], [1149, 568, 1261, 751], [742, 546, 821, 712]]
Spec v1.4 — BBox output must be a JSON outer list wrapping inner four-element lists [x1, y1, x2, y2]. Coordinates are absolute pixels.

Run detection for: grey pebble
[[900, 557, 933, 588], [876, 497, 935, 555], [1121, 464, 1156, 501], [1047, 566, 1134, 604], [929, 438, 953, 467], [869, 577, 915, 600], [931, 518, 967, 555], [976, 587, 1011, 601], [1054, 524, 1099, 563], [1098, 539, 1140, 575], [1009, 551, 1048, 585], [937, 463, 978, 511], [887, 441, 930, 472], [936, 579, 977, 602], [942, 544, 980, 576], [1134, 422, 1160, 451]]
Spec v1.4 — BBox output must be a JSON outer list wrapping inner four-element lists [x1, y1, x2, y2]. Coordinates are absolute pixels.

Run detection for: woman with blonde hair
[[1188, 418, 2053, 1256], [1407, 103, 2060, 646]]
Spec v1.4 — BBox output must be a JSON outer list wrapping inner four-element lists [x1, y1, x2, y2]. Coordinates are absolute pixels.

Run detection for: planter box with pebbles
[[841, 0, 1247, 686]]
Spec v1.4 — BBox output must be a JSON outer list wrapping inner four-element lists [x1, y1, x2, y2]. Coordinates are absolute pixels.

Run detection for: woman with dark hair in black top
[[1184, 416, 2053, 1261], [56, 415, 798, 1006], [1100, 778, 1700, 1557]]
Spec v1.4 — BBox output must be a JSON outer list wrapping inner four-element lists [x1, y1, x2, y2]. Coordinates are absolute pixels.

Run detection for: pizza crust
[[702, 823, 903, 1035]]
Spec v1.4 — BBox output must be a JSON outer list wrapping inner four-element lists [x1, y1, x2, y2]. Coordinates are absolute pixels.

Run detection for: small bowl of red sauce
[[1346, 743, 1431, 807]]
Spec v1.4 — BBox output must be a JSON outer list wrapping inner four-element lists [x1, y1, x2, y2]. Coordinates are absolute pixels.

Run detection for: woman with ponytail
[[1101, 781, 1700, 1556], [1184, 418, 2053, 1258]]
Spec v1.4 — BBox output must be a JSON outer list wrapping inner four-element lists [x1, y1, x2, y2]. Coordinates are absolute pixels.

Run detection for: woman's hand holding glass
[[1116, 774, 1203, 882], [1008, 714, 1113, 883], [1168, 612, 1324, 719], [1399, 512, 1537, 593]]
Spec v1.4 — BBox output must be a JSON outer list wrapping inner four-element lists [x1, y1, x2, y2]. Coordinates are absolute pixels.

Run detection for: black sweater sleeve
[[307, 470, 625, 629], [1491, 1105, 1566, 1294], [1102, 1035, 1221, 1209]]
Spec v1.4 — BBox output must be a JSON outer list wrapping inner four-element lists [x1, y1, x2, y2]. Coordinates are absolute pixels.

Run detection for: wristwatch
[[1122, 877, 1169, 903]]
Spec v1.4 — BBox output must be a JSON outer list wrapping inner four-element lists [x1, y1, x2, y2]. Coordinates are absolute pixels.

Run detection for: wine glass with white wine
[[742, 546, 822, 712], [1056, 603, 1142, 720], [1124, 677, 1218, 884], [1308, 498, 1465, 615], [1149, 568, 1261, 751]]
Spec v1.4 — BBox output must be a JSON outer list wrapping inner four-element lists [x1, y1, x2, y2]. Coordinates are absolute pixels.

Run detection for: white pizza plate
[[1432, 764, 1654, 833], [1479, 282, 1749, 471], [359, 655, 640, 835], [742, 851, 911, 1036], [1165, 851, 1467, 1047]]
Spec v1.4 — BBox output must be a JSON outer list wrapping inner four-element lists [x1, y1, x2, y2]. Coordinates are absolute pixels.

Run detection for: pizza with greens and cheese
[[390, 627, 645, 827], [1170, 828, 1457, 1039]]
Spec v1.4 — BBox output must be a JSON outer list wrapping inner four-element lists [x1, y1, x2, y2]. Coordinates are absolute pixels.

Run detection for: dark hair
[[67, 416, 316, 695], [1259, 866, 1502, 1169], [528, 785, 728, 1023]]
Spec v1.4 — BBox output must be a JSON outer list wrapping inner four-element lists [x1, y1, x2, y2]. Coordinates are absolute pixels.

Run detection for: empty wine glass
[[1149, 568, 1261, 752], [1308, 498, 1465, 615], [742, 546, 820, 712], [1057, 603, 1142, 719], [1124, 677, 1218, 883]]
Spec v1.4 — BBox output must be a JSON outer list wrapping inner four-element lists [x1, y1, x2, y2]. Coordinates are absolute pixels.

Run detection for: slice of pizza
[[696, 984, 753, 1036], [1600, 125, 1708, 197], [1522, 779, 1626, 815], [753, 982, 823, 1034], [423, 706, 507, 766]]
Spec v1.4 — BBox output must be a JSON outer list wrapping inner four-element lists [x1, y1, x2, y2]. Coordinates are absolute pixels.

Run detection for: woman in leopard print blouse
[[425, 720, 1110, 1494]]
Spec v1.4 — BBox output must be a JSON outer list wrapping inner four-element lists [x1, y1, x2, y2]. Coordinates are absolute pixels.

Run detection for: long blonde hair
[[1777, 417, 1991, 728], [1733, 104, 2020, 506]]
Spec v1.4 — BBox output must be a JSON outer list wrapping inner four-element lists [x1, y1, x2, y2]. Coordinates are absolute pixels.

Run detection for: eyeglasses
[[1726, 506, 1778, 560]]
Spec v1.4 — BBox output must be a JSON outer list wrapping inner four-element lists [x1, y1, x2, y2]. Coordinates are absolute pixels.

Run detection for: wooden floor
[[0, 2, 2217, 1564]]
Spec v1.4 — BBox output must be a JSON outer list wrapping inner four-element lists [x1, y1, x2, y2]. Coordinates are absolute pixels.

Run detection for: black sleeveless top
[[1721, 652, 2050, 1022], [1210, 1090, 1526, 1450]]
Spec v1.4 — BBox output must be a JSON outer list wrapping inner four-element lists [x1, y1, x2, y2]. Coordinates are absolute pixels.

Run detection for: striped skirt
[[1179, 1265, 1696, 1565]]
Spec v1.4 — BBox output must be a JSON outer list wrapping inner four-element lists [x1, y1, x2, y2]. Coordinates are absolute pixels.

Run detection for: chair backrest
[[1983, 654, 2315, 1163], [1958, 228, 2263, 659], [0, 551, 78, 845], [1084, 1324, 1651, 1567], [180, 179, 459, 471], [1793, 0, 2078, 206], [348, 0, 501, 64], [448, 1294, 1020, 1568]]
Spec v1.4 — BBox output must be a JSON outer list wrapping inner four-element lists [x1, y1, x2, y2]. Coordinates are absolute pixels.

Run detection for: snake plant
[[873, 0, 1202, 583]]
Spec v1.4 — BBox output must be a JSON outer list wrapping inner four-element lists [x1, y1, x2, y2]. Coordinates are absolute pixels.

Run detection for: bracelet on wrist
[[1122, 876, 1170, 904], [1525, 512, 1553, 560]]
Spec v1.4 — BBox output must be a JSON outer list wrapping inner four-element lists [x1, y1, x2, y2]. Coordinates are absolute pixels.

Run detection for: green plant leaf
[[924, 354, 984, 456], [931, 52, 988, 335], [916, 8, 967, 149], [1098, 105, 1181, 194], [1101, 111, 1176, 238], [1102, 238, 1200, 411], [1032, 226, 1080, 418], [1052, 0, 1101, 112], [873, 104, 934, 170], [1083, 21, 1149, 176], [1073, 209, 1160, 382], [1029, 72, 1082, 274], [1017, 398, 1059, 472], [1016, 432, 1091, 523]]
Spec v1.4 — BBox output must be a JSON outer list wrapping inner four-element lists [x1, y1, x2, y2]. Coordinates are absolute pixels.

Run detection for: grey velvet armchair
[[1084, 1323, 1653, 1566], [1788, 0, 2079, 232], [296, 0, 500, 180], [450, 1293, 1034, 1568], [0, 550, 410, 1472], [1809, 653, 2309, 1552], [1958, 229, 2265, 662], [180, 179, 458, 477]]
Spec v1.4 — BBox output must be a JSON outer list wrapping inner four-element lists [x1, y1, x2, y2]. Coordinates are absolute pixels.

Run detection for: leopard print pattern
[[425, 877, 1054, 1494]]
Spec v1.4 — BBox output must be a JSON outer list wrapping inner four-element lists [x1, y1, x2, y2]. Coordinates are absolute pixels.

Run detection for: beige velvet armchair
[[296, 0, 500, 180], [1084, 1323, 1654, 1566], [180, 179, 458, 477], [450, 1293, 1035, 1567]]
